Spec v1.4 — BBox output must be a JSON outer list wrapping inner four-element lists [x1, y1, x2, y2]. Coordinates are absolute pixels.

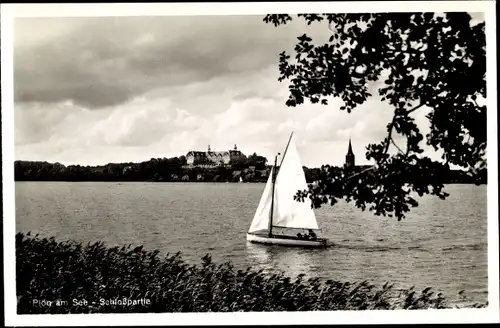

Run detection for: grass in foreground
[[16, 232, 487, 313]]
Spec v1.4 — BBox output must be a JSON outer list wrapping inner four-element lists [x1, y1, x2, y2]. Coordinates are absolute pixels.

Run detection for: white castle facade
[[186, 144, 245, 166]]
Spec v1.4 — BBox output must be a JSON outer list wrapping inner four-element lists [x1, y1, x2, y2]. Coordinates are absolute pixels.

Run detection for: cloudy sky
[[13, 14, 483, 167]]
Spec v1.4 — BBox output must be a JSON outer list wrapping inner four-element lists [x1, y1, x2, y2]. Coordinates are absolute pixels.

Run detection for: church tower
[[345, 138, 355, 169]]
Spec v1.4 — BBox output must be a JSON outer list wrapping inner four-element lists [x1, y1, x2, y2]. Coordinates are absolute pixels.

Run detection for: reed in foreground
[[16, 232, 486, 313]]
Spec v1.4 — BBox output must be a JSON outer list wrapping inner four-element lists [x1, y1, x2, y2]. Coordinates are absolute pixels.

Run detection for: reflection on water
[[246, 242, 314, 275], [246, 242, 331, 278], [245, 242, 272, 263]]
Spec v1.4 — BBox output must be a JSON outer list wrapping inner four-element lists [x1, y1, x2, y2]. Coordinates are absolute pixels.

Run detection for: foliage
[[14, 152, 268, 183], [247, 152, 269, 168], [14, 159, 482, 185], [264, 13, 487, 220], [16, 232, 488, 314]]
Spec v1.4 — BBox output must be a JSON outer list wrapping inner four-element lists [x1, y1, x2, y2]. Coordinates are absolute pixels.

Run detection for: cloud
[[14, 72, 404, 168], [14, 16, 329, 109], [133, 33, 156, 46], [14, 15, 451, 167]]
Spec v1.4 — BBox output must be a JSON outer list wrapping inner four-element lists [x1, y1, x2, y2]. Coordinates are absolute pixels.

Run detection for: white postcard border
[[2, 1, 498, 325]]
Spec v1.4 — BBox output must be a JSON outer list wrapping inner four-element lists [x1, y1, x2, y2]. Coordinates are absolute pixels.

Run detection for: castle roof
[[186, 151, 207, 157], [207, 151, 230, 157], [187, 149, 242, 157]]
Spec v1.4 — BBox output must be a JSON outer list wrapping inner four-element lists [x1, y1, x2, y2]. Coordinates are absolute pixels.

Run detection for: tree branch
[[345, 165, 376, 181], [383, 118, 396, 156], [383, 101, 424, 160], [390, 137, 405, 155], [406, 102, 425, 115]]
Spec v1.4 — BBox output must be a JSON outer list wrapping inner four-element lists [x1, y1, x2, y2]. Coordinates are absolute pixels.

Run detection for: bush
[[16, 232, 486, 314]]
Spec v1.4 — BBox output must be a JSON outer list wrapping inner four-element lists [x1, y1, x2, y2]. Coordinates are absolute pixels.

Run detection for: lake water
[[15, 182, 488, 306]]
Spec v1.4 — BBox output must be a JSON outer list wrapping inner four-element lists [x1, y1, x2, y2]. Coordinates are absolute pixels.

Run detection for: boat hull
[[246, 233, 328, 248]]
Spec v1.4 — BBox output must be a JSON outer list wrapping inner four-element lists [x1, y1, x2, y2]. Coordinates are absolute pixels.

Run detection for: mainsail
[[248, 134, 319, 235], [248, 167, 275, 233], [273, 136, 319, 230]]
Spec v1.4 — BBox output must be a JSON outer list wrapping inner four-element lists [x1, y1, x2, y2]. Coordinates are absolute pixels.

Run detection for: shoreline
[[14, 159, 487, 184]]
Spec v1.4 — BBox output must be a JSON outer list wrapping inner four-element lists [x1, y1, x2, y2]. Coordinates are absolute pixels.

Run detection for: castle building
[[344, 138, 355, 169], [186, 144, 245, 166]]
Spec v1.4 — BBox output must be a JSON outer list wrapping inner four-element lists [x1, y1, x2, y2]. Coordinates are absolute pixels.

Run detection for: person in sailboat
[[308, 229, 317, 240]]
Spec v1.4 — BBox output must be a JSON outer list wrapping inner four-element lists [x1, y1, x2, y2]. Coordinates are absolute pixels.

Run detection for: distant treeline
[[14, 155, 272, 183], [14, 156, 486, 184]]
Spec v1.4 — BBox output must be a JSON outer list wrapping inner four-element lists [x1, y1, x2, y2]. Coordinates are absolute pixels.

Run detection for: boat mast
[[279, 131, 294, 167], [268, 132, 294, 237], [268, 153, 279, 237]]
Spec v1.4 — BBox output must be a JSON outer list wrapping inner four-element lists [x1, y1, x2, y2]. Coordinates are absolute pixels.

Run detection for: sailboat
[[246, 132, 328, 247]]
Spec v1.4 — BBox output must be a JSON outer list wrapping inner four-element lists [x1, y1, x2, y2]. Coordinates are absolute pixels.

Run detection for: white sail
[[248, 167, 275, 233], [273, 136, 319, 230]]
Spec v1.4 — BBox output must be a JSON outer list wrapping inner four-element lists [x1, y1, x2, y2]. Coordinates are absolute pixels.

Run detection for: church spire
[[345, 137, 355, 169], [347, 138, 354, 155]]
